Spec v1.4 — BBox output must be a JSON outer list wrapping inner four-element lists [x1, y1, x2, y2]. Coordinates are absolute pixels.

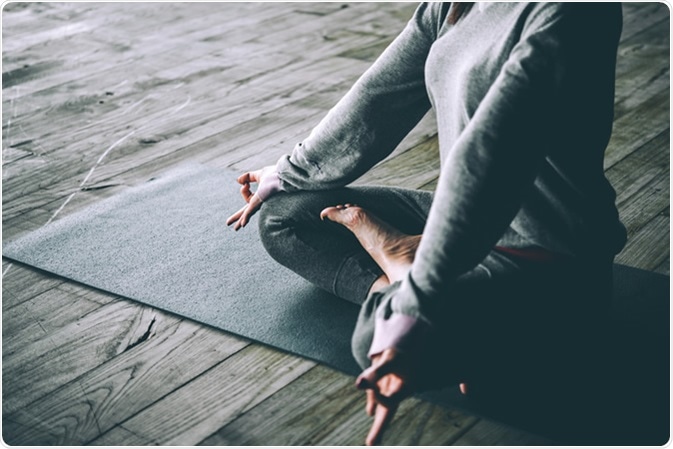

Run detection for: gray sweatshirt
[[259, 2, 627, 356]]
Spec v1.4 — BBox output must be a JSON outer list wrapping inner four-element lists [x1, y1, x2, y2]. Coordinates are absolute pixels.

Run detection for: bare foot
[[320, 204, 421, 283]]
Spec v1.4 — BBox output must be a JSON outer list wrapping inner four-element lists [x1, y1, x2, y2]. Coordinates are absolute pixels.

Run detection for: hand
[[356, 348, 470, 445], [356, 348, 413, 446], [226, 166, 273, 231]]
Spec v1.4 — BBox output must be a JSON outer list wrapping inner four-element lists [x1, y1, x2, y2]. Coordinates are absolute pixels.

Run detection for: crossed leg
[[319, 203, 421, 286]]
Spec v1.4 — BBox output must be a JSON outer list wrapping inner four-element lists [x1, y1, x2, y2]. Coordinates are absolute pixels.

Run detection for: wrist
[[255, 170, 282, 201], [368, 312, 431, 359]]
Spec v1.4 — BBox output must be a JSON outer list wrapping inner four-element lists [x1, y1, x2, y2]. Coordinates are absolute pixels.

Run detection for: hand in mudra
[[357, 347, 469, 445], [357, 348, 414, 446], [226, 166, 274, 231]]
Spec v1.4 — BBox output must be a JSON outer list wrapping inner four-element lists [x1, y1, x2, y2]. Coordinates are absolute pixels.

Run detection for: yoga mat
[[3, 163, 669, 444], [3, 164, 363, 374]]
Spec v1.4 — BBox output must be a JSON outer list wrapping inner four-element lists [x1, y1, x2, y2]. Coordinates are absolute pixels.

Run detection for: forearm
[[274, 3, 439, 192]]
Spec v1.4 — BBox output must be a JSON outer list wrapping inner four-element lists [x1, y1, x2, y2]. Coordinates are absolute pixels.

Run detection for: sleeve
[[272, 3, 445, 192], [363, 4, 623, 357]]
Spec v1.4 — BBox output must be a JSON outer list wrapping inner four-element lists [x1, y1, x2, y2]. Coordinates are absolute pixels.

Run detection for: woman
[[227, 2, 626, 445]]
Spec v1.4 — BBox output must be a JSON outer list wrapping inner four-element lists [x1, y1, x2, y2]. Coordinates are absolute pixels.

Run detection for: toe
[[320, 206, 341, 221]]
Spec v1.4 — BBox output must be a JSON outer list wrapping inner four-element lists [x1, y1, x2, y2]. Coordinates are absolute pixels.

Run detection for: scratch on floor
[[123, 95, 151, 115], [44, 192, 76, 227], [172, 95, 191, 114], [4, 86, 20, 152], [79, 130, 136, 188], [3, 264, 13, 278], [108, 79, 129, 91], [4, 90, 193, 281]]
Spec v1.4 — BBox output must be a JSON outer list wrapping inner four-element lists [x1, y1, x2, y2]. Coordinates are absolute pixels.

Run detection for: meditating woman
[[227, 2, 626, 445]]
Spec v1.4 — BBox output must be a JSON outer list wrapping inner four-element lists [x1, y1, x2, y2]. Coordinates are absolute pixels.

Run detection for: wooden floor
[[2, 3, 669, 445]]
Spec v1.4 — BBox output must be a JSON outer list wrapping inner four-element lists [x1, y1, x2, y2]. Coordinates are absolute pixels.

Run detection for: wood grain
[[3, 318, 248, 445], [3, 300, 163, 415], [1, 262, 64, 311], [608, 130, 669, 235], [452, 419, 555, 446], [3, 285, 109, 355], [92, 345, 315, 446]]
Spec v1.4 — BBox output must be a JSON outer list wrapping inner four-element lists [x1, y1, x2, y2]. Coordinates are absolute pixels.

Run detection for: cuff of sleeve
[[256, 171, 283, 202], [368, 313, 431, 358]]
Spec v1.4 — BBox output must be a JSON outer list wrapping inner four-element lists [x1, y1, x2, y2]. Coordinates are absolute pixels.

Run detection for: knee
[[350, 288, 384, 369], [258, 193, 293, 257], [351, 319, 374, 370]]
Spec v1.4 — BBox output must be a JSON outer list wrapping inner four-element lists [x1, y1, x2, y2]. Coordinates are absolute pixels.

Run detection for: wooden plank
[[306, 395, 478, 446], [1, 56, 368, 214], [2, 4, 279, 97], [453, 418, 555, 446], [419, 176, 439, 192], [2, 146, 33, 165], [3, 285, 112, 354], [1, 3, 389, 105], [342, 3, 418, 39], [1, 40, 298, 156], [653, 256, 670, 276], [2, 3, 404, 144], [614, 60, 669, 121], [355, 135, 440, 189], [85, 425, 152, 446], [1, 3, 110, 48], [614, 17, 669, 120], [2, 216, 44, 241], [3, 319, 249, 445], [339, 36, 397, 62], [89, 345, 315, 446], [1, 263, 64, 311], [347, 399, 481, 446], [620, 3, 669, 44], [607, 130, 669, 234], [198, 365, 360, 446], [1, 5, 417, 220], [293, 3, 352, 16], [615, 212, 670, 270], [604, 90, 669, 169], [199, 366, 478, 446], [2, 300, 164, 415], [381, 402, 479, 446]]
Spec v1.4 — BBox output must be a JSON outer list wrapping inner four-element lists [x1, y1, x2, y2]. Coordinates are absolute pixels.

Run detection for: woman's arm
[[360, 1, 623, 373], [271, 2, 445, 193], [228, 3, 445, 229]]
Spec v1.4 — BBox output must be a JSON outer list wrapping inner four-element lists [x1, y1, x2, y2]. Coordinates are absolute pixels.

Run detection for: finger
[[236, 172, 251, 185], [369, 378, 407, 409], [237, 169, 262, 185], [226, 204, 247, 226], [366, 389, 377, 417], [460, 383, 468, 395], [366, 401, 398, 446], [240, 183, 253, 203], [356, 358, 397, 390], [230, 204, 251, 231], [237, 195, 262, 229]]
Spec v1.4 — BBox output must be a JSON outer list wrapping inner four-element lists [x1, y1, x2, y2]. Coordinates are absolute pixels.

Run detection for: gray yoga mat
[[3, 164, 362, 374], [3, 163, 669, 444]]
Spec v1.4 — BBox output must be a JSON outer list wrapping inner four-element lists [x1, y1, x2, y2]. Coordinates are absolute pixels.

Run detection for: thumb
[[356, 353, 397, 390]]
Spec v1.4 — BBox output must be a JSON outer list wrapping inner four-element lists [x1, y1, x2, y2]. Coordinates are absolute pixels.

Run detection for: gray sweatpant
[[258, 186, 613, 394]]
